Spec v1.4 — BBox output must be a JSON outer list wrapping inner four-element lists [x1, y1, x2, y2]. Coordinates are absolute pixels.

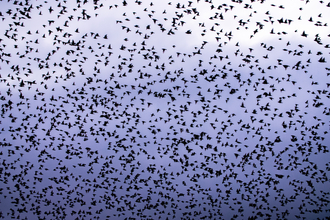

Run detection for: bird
[[0, 0, 329, 219]]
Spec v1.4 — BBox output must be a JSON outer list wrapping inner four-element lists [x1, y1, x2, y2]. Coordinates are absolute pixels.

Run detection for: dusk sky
[[0, 0, 330, 219]]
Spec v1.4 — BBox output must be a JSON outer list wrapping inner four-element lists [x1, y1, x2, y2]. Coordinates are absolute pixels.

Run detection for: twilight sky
[[0, 0, 330, 219]]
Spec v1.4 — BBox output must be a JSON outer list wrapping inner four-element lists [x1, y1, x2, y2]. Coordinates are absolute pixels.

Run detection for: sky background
[[0, 0, 330, 219]]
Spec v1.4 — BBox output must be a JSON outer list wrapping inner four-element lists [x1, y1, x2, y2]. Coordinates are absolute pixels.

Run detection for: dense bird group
[[0, 0, 330, 219]]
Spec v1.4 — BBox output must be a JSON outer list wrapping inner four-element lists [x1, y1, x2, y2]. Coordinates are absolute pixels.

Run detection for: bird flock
[[0, 0, 330, 219]]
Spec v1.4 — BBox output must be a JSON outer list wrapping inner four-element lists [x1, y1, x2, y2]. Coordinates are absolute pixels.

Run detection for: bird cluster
[[0, 0, 330, 219]]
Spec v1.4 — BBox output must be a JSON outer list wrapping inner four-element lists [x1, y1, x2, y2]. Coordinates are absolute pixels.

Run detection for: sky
[[0, 0, 330, 219]]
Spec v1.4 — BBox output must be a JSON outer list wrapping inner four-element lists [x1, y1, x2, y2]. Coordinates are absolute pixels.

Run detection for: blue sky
[[0, 0, 330, 219]]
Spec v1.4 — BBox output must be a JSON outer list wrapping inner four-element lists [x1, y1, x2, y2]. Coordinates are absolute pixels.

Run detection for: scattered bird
[[0, 0, 329, 220]]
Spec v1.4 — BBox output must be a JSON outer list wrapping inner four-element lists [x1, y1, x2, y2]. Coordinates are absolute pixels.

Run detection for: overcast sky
[[0, 0, 330, 219]]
